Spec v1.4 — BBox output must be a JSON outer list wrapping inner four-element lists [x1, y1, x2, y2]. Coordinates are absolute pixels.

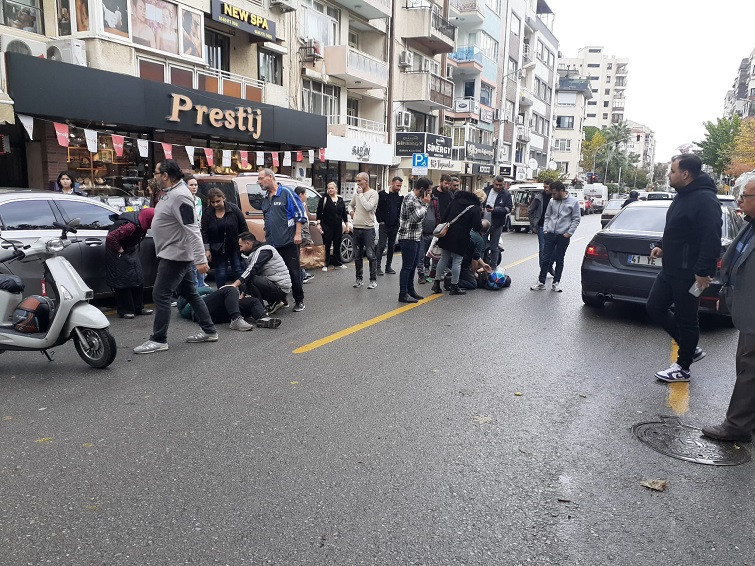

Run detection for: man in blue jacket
[[648, 154, 722, 383]]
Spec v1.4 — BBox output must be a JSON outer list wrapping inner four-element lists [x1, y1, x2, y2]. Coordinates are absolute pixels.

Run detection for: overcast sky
[[546, 0, 755, 163]]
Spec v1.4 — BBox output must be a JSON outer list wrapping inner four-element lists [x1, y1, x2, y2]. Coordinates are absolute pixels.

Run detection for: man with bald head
[[348, 172, 379, 288]]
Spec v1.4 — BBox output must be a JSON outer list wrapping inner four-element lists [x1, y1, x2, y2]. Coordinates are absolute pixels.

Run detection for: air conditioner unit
[[398, 51, 413, 68], [270, 0, 296, 12], [46, 39, 87, 66], [301, 38, 323, 62], [0, 33, 46, 58], [395, 111, 411, 130], [446, 65, 453, 79]]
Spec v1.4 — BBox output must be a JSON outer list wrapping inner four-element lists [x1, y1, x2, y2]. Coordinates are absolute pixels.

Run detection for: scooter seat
[[0, 275, 24, 293]]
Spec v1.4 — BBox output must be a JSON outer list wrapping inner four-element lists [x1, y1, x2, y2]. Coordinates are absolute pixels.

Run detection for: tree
[[696, 115, 741, 175], [536, 169, 567, 183], [583, 126, 600, 144], [602, 122, 631, 146], [652, 162, 668, 184], [728, 117, 755, 176], [580, 131, 607, 174]]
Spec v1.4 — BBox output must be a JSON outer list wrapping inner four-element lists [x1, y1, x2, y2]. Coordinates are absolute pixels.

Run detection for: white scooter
[[0, 220, 117, 368]]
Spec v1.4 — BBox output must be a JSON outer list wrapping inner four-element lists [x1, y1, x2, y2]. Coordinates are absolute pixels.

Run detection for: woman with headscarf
[[105, 207, 156, 318]]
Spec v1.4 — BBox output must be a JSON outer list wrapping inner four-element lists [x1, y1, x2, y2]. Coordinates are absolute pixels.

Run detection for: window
[[556, 116, 574, 129], [587, 63, 600, 68], [588, 76, 599, 81], [205, 29, 230, 72], [588, 48, 602, 53], [464, 80, 475, 98], [508, 58, 518, 77], [301, 79, 340, 117], [510, 13, 520, 36], [300, 0, 340, 46], [259, 49, 283, 86], [346, 98, 358, 125], [606, 75, 611, 83], [591, 89, 598, 93], [607, 63, 612, 69], [555, 139, 571, 151], [410, 110, 434, 133], [170, 66, 193, 88], [139, 59, 165, 82], [587, 100, 597, 106], [244, 182, 265, 211], [56, 201, 114, 230], [348, 29, 358, 49], [500, 143, 511, 161], [587, 113, 596, 118], [603, 101, 609, 107], [557, 161, 569, 173], [484, 0, 499, 13], [1, 0, 44, 34], [0, 200, 56, 230], [480, 84, 493, 107], [504, 99, 515, 122], [603, 113, 609, 119], [605, 88, 610, 95]]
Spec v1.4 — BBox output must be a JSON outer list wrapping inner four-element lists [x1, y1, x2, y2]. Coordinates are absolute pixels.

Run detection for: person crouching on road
[[133, 159, 218, 354], [530, 181, 581, 293], [177, 285, 282, 331], [397, 176, 431, 303], [233, 231, 292, 316], [105, 207, 155, 319]]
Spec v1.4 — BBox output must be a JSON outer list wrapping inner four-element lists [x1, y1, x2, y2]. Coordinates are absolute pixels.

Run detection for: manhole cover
[[633, 416, 751, 466]]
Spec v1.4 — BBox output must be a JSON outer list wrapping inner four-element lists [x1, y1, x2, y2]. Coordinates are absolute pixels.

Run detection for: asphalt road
[[1, 213, 752, 566]]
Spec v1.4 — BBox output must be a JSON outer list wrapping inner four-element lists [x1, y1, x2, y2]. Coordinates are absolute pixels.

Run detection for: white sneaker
[[530, 281, 546, 290], [229, 317, 254, 331], [552, 282, 562, 292], [322, 266, 329, 272], [133, 340, 169, 354], [339, 264, 348, 269], [655, 363, 691, 382], [368, 280, 377, 289]]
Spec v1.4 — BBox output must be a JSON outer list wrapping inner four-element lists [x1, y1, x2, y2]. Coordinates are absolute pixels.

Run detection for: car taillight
[[585, 241, 609, 260], [717, 258, 722, 270]]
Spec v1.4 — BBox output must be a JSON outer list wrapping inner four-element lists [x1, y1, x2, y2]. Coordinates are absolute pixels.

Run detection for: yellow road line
[[666, 339, 689, 414], [293, 294, 442, 354]]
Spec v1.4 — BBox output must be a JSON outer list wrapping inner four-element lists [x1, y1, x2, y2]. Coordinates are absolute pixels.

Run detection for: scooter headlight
[[46, 239, 65, 253], [59, 285, 74, 301]]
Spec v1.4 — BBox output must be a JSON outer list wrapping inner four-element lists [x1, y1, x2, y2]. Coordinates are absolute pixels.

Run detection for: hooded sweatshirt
[[657, 173, 722, 278], [543, 195, 581, 236]]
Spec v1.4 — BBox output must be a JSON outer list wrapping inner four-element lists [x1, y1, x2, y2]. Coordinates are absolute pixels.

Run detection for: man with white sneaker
[[530, 181, 580, 293]]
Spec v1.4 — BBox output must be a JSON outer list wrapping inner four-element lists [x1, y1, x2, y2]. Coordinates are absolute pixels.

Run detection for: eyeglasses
[[738, 193, 755, 201]]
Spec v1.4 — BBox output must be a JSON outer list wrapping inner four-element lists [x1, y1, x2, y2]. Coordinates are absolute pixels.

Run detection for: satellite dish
[[528, 158, 538, 170], [548, 161, 557, 170]]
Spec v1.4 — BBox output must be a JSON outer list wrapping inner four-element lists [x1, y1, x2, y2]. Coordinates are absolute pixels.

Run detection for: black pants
[[150, 259, 216, 344], [322, 222, 343, 267], [203, 286, 266, 323], [246, 275, 287, 305], [377, 223, 399, 269], [113, 285, 144, 316], [538, 233, 570, 283], [646, 271, 700, 370], [276, 243, 303, 304]]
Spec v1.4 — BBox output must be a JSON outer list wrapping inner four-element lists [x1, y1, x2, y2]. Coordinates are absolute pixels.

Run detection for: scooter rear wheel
[[74, 327, 117, 369]]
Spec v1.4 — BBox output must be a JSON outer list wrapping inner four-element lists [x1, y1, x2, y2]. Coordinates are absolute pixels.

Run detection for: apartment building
[[551, 71, 590, 178], [624, 119, 655, 172], [558, 46, 628, 130], [723, 48, 755, 119]]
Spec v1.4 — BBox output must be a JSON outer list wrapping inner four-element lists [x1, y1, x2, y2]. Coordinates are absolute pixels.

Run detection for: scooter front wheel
[[74, 327, 117, 369]]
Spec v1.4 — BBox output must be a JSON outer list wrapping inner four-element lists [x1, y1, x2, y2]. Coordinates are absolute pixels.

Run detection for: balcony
[[400, 1, 456, 54], [323, 45, 388, 90], [522, 44, 533, 64], [331, 0, 391, 19], [327, 115, 388, 144], [453, 97, 480, 115], [612, 99, 625, 110], [449, 0, 485, 24], [164, 63, 267, 102], [615, 79, 627, 89], [615, 65, 628, 76], [398, 70, 453, 110], [517, 126, 531, 142], [449, 45, 483, 74], [519, 88, 534, 107]]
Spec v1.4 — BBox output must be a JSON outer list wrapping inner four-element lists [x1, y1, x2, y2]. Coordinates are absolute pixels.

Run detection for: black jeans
[[246, 275, 287, 305], [377, 223, 399, 269], [276, 243, 303, 304], [202, 286, 266, 323], [353, 227, 376, 281], [646, 271, 700, 370], [538, 233, 570, 283], [113, 285, 144, 316], [212, 250, 243, 288], [151, 259, 216, 344], [322, 222, 343, 267]]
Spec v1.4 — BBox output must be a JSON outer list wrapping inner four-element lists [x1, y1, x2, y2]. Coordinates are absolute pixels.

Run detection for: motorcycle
[[0, 220, 117, 369]]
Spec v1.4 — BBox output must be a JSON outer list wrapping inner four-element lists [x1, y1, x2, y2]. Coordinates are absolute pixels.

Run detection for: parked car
[[193, 173, 354, 262], [717, 194, 738, 210], [509, 183, 543, 232], [581, 200, 744, 316], [646, 191, 674, 201], [600, 198, 625, 228], [0, 190, 158, 298]]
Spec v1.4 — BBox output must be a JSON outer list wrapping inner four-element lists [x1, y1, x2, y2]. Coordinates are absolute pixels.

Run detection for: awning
[[0, 89, 14, 125]]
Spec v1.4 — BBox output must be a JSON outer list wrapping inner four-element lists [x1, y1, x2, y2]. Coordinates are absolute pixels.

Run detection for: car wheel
[[340, 233, 354, 264], [581, 292, 605, 308]]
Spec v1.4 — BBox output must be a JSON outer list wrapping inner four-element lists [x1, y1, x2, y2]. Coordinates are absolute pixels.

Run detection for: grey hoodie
[[543, 195, 581, 236]]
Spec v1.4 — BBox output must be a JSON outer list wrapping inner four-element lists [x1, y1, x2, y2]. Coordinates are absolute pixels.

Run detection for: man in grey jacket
[[702, 179, 755, 442], [134, 160, 218, 354], [530, 181, 581, 292]]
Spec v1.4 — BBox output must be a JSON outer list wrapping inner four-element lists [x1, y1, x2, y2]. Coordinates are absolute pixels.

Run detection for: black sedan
[[581, 201, 744, 315]]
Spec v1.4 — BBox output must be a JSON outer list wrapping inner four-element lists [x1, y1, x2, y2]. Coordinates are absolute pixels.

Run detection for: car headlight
[[46, 239, 64, 253]]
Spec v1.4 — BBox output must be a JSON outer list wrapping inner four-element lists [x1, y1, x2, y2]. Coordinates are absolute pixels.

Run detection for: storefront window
[[258, 49, 282, 86], [1, 0, 44, 34]]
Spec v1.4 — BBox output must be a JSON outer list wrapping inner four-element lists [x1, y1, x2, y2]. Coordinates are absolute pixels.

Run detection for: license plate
[[627, 254, 662, 267]]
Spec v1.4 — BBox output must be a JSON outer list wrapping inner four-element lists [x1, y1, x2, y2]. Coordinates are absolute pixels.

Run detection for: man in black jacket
[[376, 176, 404, 276], [647, 154, 722, 383], [483, 176, 513, 267]]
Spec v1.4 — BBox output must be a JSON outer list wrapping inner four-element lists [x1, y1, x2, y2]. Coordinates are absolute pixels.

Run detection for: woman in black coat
[[316, 182, 349, 270], [201, 187, 247, 287], [431, 190, 482, 295]]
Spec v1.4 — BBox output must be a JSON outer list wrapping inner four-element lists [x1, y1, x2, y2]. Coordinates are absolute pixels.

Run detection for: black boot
[[431, 280, 443, 294], [449, 284, 466, 296], [443, 273, 452, 291], [408, 289, 423, 300]]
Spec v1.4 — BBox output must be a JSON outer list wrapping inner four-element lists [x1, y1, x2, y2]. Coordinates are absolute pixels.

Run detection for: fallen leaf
[[35, 437, 53, 444], [85, 505, 99, 511], [2, 416, 12, 421], [473, 415, 494, 424], [514, 392, 523, 397], [290, 381, 299, 385], [640, 479, 668, 492], [82, 443, 94, 448]]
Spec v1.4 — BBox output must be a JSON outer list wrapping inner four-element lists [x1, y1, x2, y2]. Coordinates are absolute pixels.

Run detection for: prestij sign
[[167, 93, 262, 138]]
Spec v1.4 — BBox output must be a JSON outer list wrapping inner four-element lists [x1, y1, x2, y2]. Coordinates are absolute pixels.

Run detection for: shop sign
[[395, 132, 426, 156], [425, 134, 452, 158], [465, 141, 495, 162], [480, 107, 494, 124], [499, 165, 513, 177], [211, 0, 276, 41], [472, 163, 495, 175], [515, 166, 526, 181], [429, 158, 460, 172], [351, 142, 370, 161], [168, 93, 262, 138], [325, 135, 392, 165]]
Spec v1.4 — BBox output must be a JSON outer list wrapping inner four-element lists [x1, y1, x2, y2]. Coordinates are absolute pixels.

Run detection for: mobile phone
[[689, 282, 703, 297]]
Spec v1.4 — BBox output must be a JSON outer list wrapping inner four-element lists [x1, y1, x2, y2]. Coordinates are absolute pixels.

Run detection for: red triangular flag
[[271, 152, 279, 167], [111, 135, 125, 157], [239, 151, 248, 168], [161, 142, 172, 160], [53, 122, 69, 147], [319, 148, 326, 162], [204, 148, 214, 167]]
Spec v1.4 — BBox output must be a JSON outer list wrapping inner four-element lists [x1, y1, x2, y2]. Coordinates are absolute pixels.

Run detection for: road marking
[[293, 294, 442, 354], [666, 340, 689, 414]]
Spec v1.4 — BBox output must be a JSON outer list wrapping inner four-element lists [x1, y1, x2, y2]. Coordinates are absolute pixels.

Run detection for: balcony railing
[[401, 70, 454, 109], [347, 49, 389, 83], [174, 64, 266, 102], [449, 45, 483, 65], [327, 115, 387, 143], [450, 0, 485, 12], [432, 12, 456, 41], [523, 44, 533, 64], [517, 126, 531, 141]]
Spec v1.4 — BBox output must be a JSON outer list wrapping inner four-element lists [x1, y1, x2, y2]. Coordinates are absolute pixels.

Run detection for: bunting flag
[[308, 150, 314, 163], [161, 142, 173, 160], [204, 147, 214, 167], [319, 148, 326, 162], [137, 139, 149, 158], [222, 150, 231, 167], [111, 134, 125, 157], [283, 151, 291, 166], [53, 122, 69, 147], [296, 151, 303, 162], [17, 114, 34, 140], [271, 152, 279, 167], [84, 129, 98, 153], [239, 151, 249, 168], [256, 151, 264, 165], [185, 145, 195, 165]]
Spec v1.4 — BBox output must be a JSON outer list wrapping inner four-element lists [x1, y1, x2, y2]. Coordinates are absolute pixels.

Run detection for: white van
[[568, 188, 588, 215], [509, 183, 544, 232], [583, 183, 608, 212]]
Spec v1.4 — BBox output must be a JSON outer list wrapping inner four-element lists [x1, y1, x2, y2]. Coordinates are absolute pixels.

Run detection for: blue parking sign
[[412, 153, 429, 168]]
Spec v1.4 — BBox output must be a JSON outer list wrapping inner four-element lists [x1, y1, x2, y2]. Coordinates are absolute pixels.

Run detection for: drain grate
[[633, 416, 751, 466]]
